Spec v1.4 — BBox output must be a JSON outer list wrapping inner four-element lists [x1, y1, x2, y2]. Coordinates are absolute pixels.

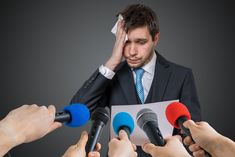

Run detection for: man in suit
[[71, 4, 201, 156]]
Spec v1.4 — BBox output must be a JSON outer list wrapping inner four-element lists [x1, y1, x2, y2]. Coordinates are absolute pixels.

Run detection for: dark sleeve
[[70, 69, 111, 112], [179, 69, 202, 122]]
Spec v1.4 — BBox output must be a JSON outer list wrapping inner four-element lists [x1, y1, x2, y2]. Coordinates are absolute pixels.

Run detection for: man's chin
[[127, 62, 143, 68]]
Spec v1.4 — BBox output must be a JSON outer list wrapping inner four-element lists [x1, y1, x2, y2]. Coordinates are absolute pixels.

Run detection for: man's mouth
[[127, 58, 140, 64]]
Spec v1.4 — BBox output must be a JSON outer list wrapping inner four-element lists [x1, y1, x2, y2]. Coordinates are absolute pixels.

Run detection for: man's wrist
[[99, 65, 115, 79], [210, 134, 235, 157], [104, 58, 120, 71], [0, 120, 24, 148], [0, 121, 19, 155]]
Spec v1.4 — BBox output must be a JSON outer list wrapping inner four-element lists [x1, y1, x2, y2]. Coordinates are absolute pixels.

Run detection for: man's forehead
[[127, 29, 151, 41]]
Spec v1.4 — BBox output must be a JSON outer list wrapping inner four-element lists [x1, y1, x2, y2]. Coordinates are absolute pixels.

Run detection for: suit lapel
[[116, 63, 139, 105], [146, 52, 172, 103]]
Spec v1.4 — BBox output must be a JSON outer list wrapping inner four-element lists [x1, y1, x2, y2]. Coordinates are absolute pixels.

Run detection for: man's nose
[[129, 44, 137, 56]]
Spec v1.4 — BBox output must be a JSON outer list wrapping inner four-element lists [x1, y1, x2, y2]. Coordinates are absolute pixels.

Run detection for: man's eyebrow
[[134, 38, 148, 42]]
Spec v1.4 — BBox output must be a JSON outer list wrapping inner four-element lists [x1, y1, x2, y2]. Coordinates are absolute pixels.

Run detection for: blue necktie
[[134, 68, 145, 104]]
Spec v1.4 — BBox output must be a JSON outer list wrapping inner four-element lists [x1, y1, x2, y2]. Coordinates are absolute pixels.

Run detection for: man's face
[[123, 26, 159, 68]]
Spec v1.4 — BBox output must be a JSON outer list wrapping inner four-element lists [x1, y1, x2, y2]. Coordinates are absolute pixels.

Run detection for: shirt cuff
[[99, 65, 115, 79]]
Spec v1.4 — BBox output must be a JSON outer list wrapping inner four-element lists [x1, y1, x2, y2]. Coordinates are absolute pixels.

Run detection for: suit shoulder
[[168, 61, 192, 73], [157, 52, 192, 73]]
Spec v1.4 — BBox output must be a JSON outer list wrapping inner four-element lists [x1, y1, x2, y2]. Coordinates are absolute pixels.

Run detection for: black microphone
[[85, 107, 110, 154], [136, 108, 165, 146], [54, 103, 90, 127]]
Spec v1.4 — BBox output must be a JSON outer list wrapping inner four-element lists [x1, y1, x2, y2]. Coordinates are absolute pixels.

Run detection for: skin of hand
[[0, 104, 62, 156], [142, 135, 191, 157], [108, 130, 137, 157], [105, 20, 126, 71], [183, 120, 235, 157], [62, 131, 100, 157]]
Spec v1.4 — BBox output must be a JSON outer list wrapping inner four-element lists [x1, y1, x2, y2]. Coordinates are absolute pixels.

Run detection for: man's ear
[[153, 32, 160, 46]]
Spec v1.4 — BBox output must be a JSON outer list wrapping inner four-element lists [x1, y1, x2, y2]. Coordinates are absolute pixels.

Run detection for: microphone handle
[[85, 120, 104, 154], [54, 112, 70, 123], [118, 126, 131, 139], [178, 117, 192, 138], [178, 117, 212, 157], [143, 121, 165, 146]]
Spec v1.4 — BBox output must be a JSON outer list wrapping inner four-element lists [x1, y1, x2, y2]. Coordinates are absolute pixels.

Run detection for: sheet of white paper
[[110, 100, 178, 145]]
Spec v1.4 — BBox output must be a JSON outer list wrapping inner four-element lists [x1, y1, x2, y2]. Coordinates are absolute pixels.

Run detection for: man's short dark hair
[[118, 4, 159, 40]]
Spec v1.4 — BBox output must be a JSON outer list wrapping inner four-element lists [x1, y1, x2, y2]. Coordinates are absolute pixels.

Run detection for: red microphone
[[166, 102, 212, 157], [165, 102, 191, 134]]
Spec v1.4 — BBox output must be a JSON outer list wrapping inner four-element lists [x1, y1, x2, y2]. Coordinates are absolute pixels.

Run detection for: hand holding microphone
[[142, 135, 191, 157], [0, 104, 62, 145], [62, 131, 100, 157], [0, 104, 62, 157], [166, 102, 211, 157], [110, 112, 137, 157], [109, 130, 137, 157]]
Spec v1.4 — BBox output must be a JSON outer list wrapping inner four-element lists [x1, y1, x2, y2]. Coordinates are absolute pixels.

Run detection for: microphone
[[54, 103, 90, 127], [85, 107, 110, 153], [136, 108, 165, 146], [165, 102, 212, 157], [112, 112, 135, 139], [165, 102, 191, 135]]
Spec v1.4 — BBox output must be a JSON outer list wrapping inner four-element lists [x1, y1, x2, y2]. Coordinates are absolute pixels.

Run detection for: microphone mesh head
[[92, 107, 110, 125], [136, 108, 158, 129], [64, 103, 90, 127], [112, 112, 135, 135], [165, 102, 191, 129]]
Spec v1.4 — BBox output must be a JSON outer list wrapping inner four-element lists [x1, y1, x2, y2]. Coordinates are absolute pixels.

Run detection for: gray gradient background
[[1, 0, 235, 156]]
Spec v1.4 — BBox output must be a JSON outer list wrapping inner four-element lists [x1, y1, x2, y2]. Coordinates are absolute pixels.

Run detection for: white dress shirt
[[99, 52, 157, 102]]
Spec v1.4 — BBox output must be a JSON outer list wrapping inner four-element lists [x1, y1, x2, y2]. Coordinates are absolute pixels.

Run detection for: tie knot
[[134, 68, 144, 78]]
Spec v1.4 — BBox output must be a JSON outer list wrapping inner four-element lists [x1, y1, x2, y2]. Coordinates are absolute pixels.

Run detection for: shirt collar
[[141, 51, 156, 76]]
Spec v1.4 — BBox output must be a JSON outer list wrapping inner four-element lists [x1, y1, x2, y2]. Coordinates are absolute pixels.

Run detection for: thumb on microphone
[[118, 130, 137, 151], [142, 143, 158, 156], [183, 119, 197, 129], [183, 119, 222, 155], [119, 130, 129, 140]]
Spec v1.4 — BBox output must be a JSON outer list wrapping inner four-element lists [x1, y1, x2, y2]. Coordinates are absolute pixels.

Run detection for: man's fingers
[[173, 135, 183, 142], [183, 120, 196, 129], [95, 143, 101, 151], [76, 131, 88, 147], [46, 122, 62, 134], [189, 143, 202, 152], [132, 143, 137, 150], [142, 143, 157, 155], [48, 105, 56, 116], [118, 130, 128, 140], [117, 20, 125, 36], [192, 149, 205, 157], [183, 136, 193, 146], [88, 151, 100, 157]]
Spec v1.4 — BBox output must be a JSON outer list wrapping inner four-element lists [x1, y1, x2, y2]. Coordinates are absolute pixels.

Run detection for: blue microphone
[[55, 103, 90, 127], [112, 112, 135, 139]]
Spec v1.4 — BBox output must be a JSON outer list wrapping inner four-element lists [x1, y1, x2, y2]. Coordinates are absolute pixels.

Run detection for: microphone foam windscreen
[[165, 102, 191, 128], [112, 112, 134, 135], [64, 103, 90, 127], [136, 108, 158, 129], [92, 107, 110, 125]]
